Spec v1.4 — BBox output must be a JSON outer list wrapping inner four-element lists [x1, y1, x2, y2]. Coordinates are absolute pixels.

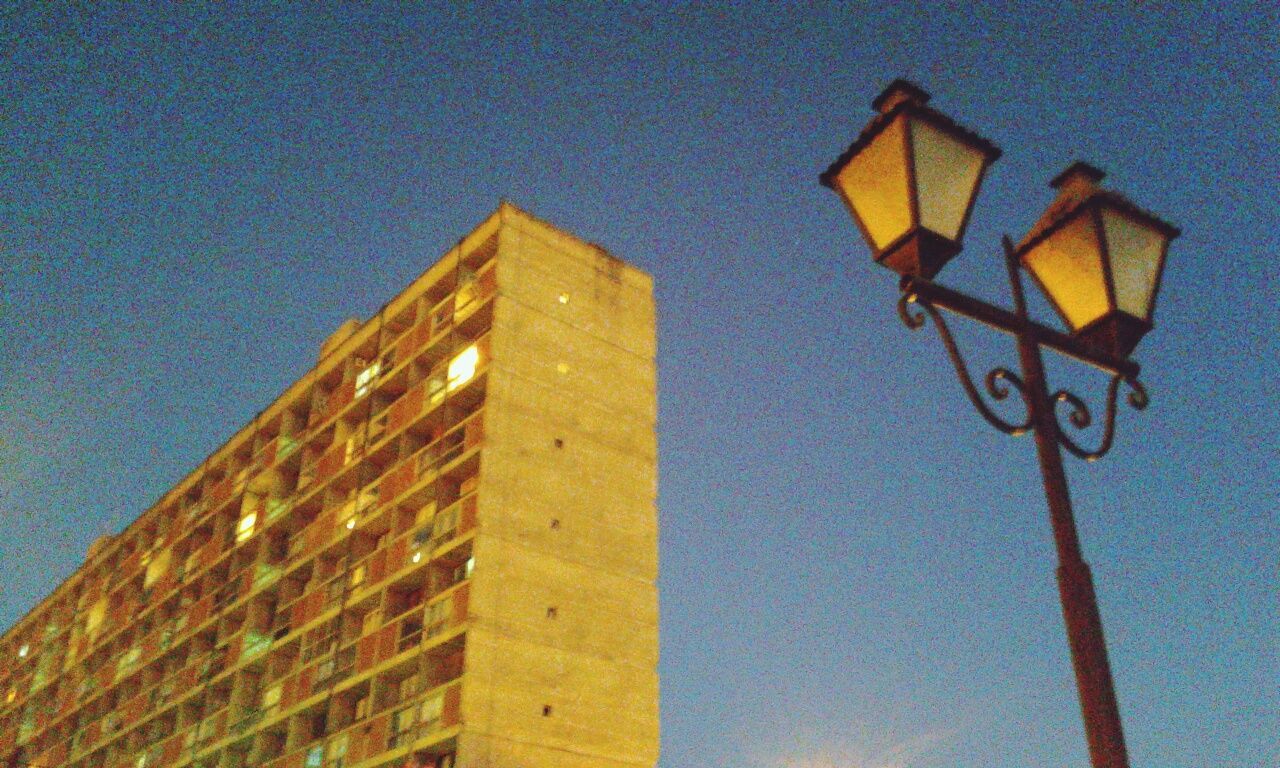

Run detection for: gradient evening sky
[[2, 3, 1276, 767]]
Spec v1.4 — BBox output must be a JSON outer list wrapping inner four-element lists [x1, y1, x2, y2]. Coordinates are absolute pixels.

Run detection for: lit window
[[446, 345, 479, 391], [419, 693, 444, 730], [556, 362, 569, 375], [17, 644, 28, 658], [558, 292, 570, 304], [305, 745, 324, 768], [85, 599, 106, 638], [236, 512, 258, 543], [5, 688, 15, 704], [394, 705, 418, 735], [411, 550, 423, 564], [330, 734, 349, 767], [262, 684, 282, 715], [355, 362, 381, 398], [118, 646, 141, 670]]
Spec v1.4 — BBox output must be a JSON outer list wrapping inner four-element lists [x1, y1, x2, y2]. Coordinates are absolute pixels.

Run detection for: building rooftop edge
[[0, 202, 641, 641]]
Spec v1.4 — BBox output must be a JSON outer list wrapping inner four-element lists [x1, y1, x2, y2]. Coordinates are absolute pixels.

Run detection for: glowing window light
[[447, 345, 480, 391], [18, 644, 29, 659], [355, 361, 381, 398], [262, 684, 282, 713], [236, 512, 258, 543], [411, 550, 423, 564]]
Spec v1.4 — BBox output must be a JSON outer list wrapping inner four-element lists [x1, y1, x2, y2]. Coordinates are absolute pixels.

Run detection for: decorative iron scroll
[[898, 291, 1033, 436], [1053, 375, 1149, 462]]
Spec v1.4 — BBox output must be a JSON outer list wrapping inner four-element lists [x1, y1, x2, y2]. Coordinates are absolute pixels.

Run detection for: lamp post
[[821, 80, 1179, 768]]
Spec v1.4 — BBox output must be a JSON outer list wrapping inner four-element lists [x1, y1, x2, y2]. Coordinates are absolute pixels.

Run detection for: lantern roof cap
[[1016, 162, 1181, 255], [1050, 161, 1106, 190], [872, 79, 931, 113], [820, 79, 1001, 189]]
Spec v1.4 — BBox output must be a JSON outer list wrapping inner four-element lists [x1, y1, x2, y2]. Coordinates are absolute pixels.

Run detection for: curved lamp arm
[[1053, 375, 1149, 462], [898, 290, 1034, 436]]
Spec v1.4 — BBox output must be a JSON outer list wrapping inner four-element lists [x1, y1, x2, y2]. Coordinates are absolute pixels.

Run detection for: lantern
[[820, 79, 1001, 278], [1016, 163, 1180, 358]]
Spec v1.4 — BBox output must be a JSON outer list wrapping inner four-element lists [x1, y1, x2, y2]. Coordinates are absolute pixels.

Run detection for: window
[[262, 684, 282, 716], [17, 644, 28, 658], [424, 601, 449, 638], [328, 734, 349, 767], [446, 345, 479, 391], [391, 704, 418, 747], [448, 558, 472, 586], [419, 693, 444, 731], [455, 271, 478, 308], [316, 656, 336, 682], [398, 674, 422, 700], [355, 362, 381, 398], [305, 745, 324, 768], [236, 512, 258, 543], [432, 507, 459, 545], [144, 547, 172, 588], [118, 646, 141, 671]]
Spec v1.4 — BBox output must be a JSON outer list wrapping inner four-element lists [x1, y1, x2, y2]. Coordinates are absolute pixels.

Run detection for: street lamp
[[821, 80, 1179, 768]]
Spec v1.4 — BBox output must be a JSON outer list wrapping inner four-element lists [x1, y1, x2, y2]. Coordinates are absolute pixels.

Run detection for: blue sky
[[2, 3, 1276, 767]]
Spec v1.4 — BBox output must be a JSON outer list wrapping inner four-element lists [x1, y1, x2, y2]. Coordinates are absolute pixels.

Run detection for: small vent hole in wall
[[550, 518, 560, 530], [543, 704, 553, 717], [546, 607, 557, 619], [554, 438, 564, 449]]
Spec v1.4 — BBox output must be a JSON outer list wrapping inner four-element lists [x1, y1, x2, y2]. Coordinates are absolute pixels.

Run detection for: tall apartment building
[[0, 204, 659, 768]]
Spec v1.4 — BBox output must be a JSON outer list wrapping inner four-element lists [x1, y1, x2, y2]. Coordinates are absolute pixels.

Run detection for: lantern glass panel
[[910, 119, 988, 240], [1023, 213, 1108, 330], [834, 117, 911, 250], [1102, 209, 1166, 319]]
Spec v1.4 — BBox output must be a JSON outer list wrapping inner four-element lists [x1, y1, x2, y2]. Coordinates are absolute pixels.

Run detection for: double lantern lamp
[[821, 80, 1183, 768], [820, 79, 1179, 359]]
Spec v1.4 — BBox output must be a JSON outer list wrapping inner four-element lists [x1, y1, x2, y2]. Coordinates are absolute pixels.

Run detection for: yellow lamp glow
[[1017, 163, 1179, 358], [821, 80, 1001, 278]]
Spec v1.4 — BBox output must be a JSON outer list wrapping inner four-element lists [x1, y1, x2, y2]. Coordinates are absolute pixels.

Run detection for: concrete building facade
[[0, 205, 659, 768]]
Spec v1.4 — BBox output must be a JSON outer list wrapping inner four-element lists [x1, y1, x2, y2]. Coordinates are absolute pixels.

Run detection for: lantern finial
[[871, 80, 931, 114], [1050, 161, 1105, 190]]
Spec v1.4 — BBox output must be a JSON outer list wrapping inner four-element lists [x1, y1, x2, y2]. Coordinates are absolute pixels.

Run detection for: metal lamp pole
[[1003, 241, 1131, 768], [896, 239, 1141, 768]]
